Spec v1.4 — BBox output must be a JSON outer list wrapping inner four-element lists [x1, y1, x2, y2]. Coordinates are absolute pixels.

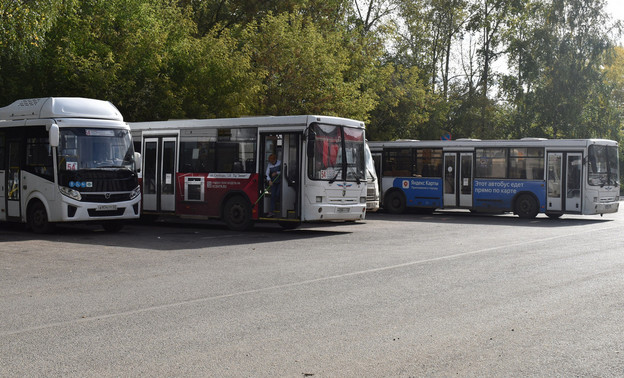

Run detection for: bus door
[[443, 153, 457, 207], [142, 136, 177, 213], [260, 132, 300, 220], [444, 152, 473, 208], [547, 152, 562, 212], [0, 133, 5, 221], [547, 152, 582, 213], [6, 138, 22, 221], [459, 152, 473, 207], [565, 153, 582, 212]]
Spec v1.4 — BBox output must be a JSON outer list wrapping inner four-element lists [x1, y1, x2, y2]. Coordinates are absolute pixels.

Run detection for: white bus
[[129, 116, 367, 230], [369, 138, 619, 218], [0, 98, 141, 233]]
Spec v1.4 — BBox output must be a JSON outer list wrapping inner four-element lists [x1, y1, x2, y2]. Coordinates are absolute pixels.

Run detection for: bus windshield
[[58, 127, 136, 171], [588, 145, 619, 187], [308, 124, 365, 182]]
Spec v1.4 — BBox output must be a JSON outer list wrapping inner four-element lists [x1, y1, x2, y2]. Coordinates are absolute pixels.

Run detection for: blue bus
[[368, 138, 619, 219]]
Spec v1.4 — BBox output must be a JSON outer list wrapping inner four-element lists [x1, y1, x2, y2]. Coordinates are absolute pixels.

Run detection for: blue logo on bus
[[69, 181, 90, 188]]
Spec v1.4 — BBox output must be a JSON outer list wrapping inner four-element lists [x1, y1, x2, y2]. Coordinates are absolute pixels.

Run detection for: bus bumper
[[593, 200, 619, 214], [57, 197, 141, 222], [366, 200, 380, 212], [306, 204, 366, 221]]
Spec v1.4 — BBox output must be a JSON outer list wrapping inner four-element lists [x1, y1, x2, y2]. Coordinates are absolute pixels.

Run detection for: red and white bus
[[129, 116, 368, 230]]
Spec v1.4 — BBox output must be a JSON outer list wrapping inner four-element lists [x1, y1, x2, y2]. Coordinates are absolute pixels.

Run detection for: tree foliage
[[0, 0, 622, 147]]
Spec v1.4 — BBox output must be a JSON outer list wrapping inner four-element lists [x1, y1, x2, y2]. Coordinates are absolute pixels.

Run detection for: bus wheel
[[28, 201, 54, 234], [515, 194, 538, 219], [102, 221, 124, 233], [385, 191, 406, 214], [223, 196, 253, 231]]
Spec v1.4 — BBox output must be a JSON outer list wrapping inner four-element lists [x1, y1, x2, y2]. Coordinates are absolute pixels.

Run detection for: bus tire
[[385, 190, 406, 214], [223, 196, 253, 231], [28, 201, 54, 234], [102, 221, 124, 232], [515, 194, 539, 219]]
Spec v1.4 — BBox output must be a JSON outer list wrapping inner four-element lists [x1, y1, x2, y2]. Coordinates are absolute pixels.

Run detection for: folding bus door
[[259, 132, 300, 220], [444, 152, 473, 208], [443, 153, 457, 207], [565, 153, 582, 212], [6, 138, 22, 221], [459, 152, 473, 207], [547, 152, 563, 212], [547, 151, 582, 214], [142, 136, 177, 213]]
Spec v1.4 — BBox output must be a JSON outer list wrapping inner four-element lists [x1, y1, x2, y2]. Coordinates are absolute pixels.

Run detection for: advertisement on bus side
[[473, 179, 546, 212], [393, 177, 443, 207]]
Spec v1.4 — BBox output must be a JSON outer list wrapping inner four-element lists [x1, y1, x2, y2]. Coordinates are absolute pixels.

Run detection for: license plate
[[97, 204, 117, 211], [337, 208, 350, 213]]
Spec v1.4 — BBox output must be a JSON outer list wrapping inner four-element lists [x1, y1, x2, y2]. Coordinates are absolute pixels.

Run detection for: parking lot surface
[[1, 209, 623, 376]]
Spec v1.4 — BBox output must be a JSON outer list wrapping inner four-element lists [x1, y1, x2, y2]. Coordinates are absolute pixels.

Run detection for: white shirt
[[266, 160, 281, 182]]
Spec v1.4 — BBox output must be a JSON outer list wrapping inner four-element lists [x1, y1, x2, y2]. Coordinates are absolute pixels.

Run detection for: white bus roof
[[129, 115, 365, 131], [0, 97, 123, 121]]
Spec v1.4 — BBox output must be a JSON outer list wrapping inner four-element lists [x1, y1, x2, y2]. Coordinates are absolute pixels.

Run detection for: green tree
[[179, 0, 350, 36], [503, 0, 618, 138], [177, 29, 261, 118], [0, 0, 58, 104], [367, 65, 433, 140], [35, 0, 198, 121], [242, 11, 379, 120]]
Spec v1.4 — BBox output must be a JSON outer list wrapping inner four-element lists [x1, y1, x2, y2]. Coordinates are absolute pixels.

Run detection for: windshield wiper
[[353, 172, 365, 185], [367, 169, 376, 182], [328, 171, 341, 184]]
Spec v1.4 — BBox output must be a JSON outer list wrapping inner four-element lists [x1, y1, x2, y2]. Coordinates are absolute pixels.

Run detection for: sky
[[606, 0, 624, 44]]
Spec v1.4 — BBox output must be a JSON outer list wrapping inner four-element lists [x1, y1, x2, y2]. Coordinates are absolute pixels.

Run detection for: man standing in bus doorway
[[265, 153, 281, 217]]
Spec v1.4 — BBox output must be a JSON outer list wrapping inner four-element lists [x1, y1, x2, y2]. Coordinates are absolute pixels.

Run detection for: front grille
[[88, 208, 126, 217], [600, 197, 616, 203], [81, 193, 130, 203], [367, 187, 377, 199], [329, 198, 358, 203]]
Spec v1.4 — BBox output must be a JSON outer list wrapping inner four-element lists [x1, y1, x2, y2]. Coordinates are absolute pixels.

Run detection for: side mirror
[[49, 124, 59, 147], [134, 152, 142, 173]]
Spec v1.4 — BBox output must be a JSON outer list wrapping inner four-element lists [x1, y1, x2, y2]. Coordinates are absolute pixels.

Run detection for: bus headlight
[[59, 186, 82, 201], [130, 186, 141, 200], [360, 197, 366, 203], [316, 196, 323, 203]]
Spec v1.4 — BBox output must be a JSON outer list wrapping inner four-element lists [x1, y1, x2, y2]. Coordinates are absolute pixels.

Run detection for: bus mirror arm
[[134, 152, 142, 173], [49, 123, 60, 147]]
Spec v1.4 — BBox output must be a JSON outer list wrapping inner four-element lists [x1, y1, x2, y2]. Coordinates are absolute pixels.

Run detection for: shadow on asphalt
[[366, 208, 616, 228], [0, 208, 614, 250], [0, 217, 361, 251]]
